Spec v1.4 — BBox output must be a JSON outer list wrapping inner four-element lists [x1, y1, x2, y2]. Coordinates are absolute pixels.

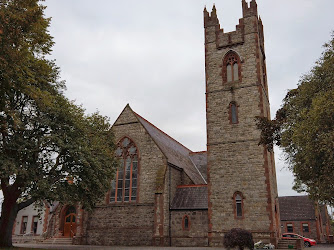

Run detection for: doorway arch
[[63, 206, 77, 237]]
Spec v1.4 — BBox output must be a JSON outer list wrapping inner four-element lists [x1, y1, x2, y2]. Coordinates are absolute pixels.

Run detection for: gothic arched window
[[110, 137, 138, 203], [182, 215, 190, 231], [223, 51, 241, 83], [229, 102, 239, 124], [233, 192, 244, 219]]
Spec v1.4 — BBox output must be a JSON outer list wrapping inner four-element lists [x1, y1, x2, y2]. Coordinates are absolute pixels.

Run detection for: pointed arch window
[[182, 215, 191, 231], [233, 192, 244, 219], [223, 51, 241, 83], [110, 137, 138, 203], [229, 102, 239, 124]]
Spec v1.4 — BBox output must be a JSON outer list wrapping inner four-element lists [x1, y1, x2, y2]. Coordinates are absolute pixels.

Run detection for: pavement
[[11, 243, 334, 250]]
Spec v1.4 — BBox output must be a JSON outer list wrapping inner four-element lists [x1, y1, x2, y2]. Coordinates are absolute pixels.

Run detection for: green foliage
[[257, 33, 334, 205], [0, 0, 117, 210]]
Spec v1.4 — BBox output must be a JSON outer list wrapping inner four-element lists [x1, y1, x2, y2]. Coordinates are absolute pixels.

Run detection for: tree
[[0, 0, 117, 247], [257, 33, 334, 205]]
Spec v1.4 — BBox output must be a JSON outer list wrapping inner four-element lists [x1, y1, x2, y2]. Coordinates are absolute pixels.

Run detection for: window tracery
[[110, 137, 138, 203], [223, 51, 241, 83]]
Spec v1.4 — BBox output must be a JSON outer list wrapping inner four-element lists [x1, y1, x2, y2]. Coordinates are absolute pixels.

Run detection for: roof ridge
[[133, 111, 193, 153]]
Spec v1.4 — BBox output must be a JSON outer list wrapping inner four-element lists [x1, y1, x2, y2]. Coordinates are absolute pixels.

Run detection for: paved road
[[12, 243, 334, 250]]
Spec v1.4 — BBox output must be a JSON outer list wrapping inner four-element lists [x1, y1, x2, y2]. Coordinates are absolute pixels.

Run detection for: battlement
[[203, 5, 220, 28], [204, 0, 264, 49], [216, 18, 245, 49], [242, 0, 258, 18]]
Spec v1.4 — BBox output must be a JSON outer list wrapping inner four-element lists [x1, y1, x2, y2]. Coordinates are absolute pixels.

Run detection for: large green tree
[[257, 33, 334, 205], [0, 0, 117, 247]]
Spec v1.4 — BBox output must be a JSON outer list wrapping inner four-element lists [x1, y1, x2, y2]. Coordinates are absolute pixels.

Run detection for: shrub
[[223, 228, 254, 250]]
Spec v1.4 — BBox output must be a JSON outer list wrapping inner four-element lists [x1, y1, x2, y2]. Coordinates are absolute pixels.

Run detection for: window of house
[[110, 137, 138, 203], [230, 102, 238, 124], [32, 216, 39, 234], [223, 51, 241, 83], [182, 215, 190, 230], [21, 216, 28, 234], [236, 194, 242, 217], [233, 192, 243, 218], [287, 223, 293, 233], [302, 223, 309, 233]]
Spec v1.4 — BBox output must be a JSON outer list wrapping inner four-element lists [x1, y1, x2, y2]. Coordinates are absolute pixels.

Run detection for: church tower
[[204, 0, 280, 246]]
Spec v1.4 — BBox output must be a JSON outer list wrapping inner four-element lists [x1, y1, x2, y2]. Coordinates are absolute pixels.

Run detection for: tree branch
[[0, 178, 8, 197], [18, 198, 35, 211]]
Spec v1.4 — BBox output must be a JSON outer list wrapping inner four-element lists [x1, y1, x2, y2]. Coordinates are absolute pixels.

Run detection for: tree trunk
[[0, 196, 19, 247]]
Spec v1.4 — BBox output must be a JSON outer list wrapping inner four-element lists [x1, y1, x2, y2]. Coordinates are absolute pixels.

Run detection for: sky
[[1, 0, 334, 212]]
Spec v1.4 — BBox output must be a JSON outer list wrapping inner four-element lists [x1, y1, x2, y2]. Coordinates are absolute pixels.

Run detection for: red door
[[63, 207, 77, 237]]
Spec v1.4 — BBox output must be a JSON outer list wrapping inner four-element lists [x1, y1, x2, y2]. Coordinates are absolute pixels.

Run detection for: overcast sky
[[1, 0, 334, 211]]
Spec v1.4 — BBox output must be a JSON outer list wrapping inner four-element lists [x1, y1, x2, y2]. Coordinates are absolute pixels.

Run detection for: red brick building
[[279, 196, 332, 243]]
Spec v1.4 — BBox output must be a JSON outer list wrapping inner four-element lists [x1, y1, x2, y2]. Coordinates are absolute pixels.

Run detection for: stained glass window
[[110, 137, 138, 203]]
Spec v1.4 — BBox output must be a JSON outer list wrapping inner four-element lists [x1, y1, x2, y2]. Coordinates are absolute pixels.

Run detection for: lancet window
[[110, 137, 138, 203], [223, 51, 241, 83], [229, 102, 239, 124], [233, 192, 244, 219]]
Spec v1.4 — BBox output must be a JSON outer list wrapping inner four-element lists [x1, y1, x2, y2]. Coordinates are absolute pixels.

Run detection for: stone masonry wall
[[86, 204, 154, 246], [111, 105, 168, 204], [85, 105, 168, 246], [158, 165, 185, 246], [205, 2, 279, 246], [171, 210, 208, 246]]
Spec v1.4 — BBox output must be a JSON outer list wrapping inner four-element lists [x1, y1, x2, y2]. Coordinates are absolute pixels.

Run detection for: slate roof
[[170, 185, 208, 210], [134, 111, 206, 184], [189, 151, 207, 183], [278, 196, 316, 221]]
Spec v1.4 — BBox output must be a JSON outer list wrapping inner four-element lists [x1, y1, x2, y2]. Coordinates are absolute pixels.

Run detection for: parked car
[[282, 233, 317, 247]]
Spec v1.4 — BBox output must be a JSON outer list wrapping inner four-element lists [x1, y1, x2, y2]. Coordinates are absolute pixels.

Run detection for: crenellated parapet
[[242, 0, 258, 18], [215, 18, 245, 49], [204, 0, 265, 50], [203, 5, 220, 28]]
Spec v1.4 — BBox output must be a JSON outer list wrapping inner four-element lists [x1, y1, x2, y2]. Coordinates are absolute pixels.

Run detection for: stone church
[[40, 0, 282, 246]]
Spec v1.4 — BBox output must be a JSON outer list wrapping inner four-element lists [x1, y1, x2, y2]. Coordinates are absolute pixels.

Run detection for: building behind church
[[12, 0, 331, 247]]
